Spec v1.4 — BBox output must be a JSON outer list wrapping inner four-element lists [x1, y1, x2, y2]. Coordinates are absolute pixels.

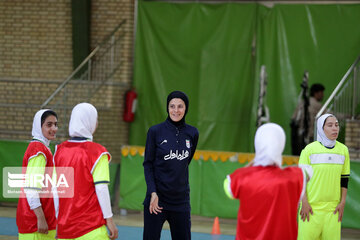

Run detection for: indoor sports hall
[[1, 0, 360, 239]]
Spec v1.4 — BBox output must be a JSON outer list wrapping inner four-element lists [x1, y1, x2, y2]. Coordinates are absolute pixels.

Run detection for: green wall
[[130, 1, 360, 154], [0, 140, 29, 202]]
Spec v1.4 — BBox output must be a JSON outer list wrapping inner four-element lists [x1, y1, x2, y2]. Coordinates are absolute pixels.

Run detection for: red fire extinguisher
[[123, 88, 137, 122]]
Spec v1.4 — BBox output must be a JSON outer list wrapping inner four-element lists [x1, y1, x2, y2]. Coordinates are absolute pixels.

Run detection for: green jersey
[[299, 141, 350, 210]]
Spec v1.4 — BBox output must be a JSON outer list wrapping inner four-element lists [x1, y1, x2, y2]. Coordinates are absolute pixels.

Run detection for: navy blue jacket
[[143, 119, 199, 211]]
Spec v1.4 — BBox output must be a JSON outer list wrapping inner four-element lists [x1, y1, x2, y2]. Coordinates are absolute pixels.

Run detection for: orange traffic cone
[[211, 216, 221, 235]]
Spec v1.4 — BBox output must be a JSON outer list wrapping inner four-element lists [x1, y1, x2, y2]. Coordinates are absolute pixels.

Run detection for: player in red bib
[[224, 123, 313, 240], [16, 109, 58, 240], [53, 103, 118, 240]]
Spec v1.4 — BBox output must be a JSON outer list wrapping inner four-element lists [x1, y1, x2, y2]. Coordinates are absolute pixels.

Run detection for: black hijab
[[166, 91, 189, 127]]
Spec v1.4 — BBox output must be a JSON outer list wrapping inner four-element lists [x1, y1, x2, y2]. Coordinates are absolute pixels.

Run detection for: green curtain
[[255, 4, 360, 153], [0, 140, 28, 202], [343, 161, 360, 228], [130, 1, 360, 154], [119, 154, 146, 210], [131, 1, 258, 152]]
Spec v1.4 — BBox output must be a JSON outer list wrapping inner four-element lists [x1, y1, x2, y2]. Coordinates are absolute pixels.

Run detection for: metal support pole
[[88, 59, 92, 82], [353, 66, 357, 119]]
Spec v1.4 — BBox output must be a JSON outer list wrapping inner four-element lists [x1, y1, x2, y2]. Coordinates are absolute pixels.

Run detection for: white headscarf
[[32, 109, 52, 147], [253, 123, 286, 167], [316, 113, 337, 148], [69, 103, 98, 141]]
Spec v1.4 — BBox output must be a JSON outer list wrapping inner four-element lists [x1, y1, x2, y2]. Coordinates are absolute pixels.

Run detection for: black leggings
[[143, 206, 191, 240]]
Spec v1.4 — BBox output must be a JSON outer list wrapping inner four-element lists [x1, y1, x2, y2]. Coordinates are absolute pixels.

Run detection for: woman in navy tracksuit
[[143, 91, 199, 240]]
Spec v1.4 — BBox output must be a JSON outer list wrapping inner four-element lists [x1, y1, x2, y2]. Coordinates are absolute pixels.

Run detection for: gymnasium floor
[[1, 204, 360, 240]]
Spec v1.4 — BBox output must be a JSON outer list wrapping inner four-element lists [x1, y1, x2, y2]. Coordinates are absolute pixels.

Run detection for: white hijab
[[316, 113, 337, 148], [253, 123, 286, 167], [69, 103, 97, 141], [32, 109, 52, 147]]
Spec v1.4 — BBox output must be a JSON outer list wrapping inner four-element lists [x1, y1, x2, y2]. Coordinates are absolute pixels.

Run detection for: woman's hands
[[334, 201, 346, 222], [149, 192, 163, 214], [300, 196, 313, 222], [334, 187, 348, 222], [33, 207, 48, 234], [106, 217, 119, 240]]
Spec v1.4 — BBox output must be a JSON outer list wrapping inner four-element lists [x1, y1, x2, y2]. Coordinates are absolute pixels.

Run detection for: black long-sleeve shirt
[[143, 118, 199, 211]]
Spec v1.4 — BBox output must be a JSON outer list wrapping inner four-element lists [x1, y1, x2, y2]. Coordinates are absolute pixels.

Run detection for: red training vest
[[54, 140, 110, 239], [16, 141, 57, 233], [229, 166, 304, 240]]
